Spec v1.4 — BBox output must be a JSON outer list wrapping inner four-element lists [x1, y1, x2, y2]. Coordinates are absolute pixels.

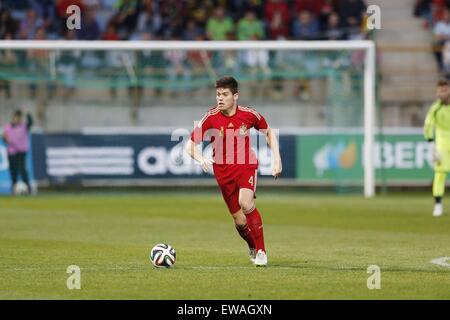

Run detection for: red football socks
[[235, 223, 256, 249], [245, 207, 265, 252]]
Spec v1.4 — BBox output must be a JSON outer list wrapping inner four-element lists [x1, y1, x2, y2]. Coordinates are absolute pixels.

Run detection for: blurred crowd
[[414, 0, 450, 77], [0, 0, 370, 117], [0, 0, 369, 42]]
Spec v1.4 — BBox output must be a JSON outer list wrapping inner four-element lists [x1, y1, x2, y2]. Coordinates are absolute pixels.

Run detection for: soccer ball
[[150, 243, 176, 268], [13, 181, 29, 195]]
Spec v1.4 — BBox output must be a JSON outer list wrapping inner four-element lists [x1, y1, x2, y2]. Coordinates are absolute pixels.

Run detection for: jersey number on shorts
[[248, 175, 254, 186]]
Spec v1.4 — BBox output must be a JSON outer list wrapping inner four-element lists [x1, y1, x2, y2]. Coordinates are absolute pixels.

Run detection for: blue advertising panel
[[31, 133, 296, 184]]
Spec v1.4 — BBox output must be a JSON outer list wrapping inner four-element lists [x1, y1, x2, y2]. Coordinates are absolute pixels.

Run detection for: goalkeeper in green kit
[[424, 80, 450, 216]]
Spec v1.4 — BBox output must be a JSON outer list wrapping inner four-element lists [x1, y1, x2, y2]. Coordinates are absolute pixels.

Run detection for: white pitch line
[[430, 257, 450, 268]]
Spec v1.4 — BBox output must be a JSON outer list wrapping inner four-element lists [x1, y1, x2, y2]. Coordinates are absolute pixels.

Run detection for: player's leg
[[432, 171, 446, 216], [218, 180, 256, 254], [231, 209, 256, 263], [238, 169, 267, 266], [17, 152, 31, 194], [432, 170, 446, 216], [433, 148, 449, 216], [8, 154, 18, 194]]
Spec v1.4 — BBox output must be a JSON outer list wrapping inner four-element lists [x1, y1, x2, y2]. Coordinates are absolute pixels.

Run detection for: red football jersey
[[190, 105, 269, 183]]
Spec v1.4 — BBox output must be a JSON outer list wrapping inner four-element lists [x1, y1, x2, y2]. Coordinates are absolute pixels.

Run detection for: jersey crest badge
[[239, 124, 248, 135]]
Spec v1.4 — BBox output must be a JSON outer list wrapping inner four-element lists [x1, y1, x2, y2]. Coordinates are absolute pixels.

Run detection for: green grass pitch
[[1, 191, 449, 299]]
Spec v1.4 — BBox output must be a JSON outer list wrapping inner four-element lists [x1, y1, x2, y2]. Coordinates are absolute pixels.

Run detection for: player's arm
[[424, 101, 439, 142], [26, 113, 33, 131], [264, 127, 282, 178], [185, 139, 214, 173], [424, 101, 441, 162], [185, 112, 215, 173], [253, 111, 282, 178]]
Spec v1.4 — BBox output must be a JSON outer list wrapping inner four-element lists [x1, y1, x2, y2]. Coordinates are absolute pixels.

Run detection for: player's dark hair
[[215, 76, 238, 94], [437, 79, 449, 87]]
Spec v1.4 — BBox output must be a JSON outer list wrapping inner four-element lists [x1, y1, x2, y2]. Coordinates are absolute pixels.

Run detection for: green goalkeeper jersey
[[424, 100, 450, 151]]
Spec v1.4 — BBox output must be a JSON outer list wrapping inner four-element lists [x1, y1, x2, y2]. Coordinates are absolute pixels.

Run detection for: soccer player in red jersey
[[186, 76, 282, 267]]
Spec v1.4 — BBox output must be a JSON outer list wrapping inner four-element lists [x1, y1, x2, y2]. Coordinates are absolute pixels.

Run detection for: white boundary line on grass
[[430, 257, 450, 268]]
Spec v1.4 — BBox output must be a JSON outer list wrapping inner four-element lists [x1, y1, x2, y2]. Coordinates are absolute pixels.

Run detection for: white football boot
[[249, 248, 256, 264], [254, 249, 268, 267], [433, 203, 443, 217]]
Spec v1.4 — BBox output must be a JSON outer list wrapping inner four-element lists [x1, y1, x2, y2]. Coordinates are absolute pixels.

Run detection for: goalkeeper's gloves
[[429, 140, 442, 164], [200, 158, 215, 173]]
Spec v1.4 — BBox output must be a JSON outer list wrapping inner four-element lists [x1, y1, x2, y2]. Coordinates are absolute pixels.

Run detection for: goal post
[[0, 40, 376, 197]]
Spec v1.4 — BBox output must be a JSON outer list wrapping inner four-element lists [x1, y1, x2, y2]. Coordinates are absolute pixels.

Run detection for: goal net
[[0, 40, 376, 197]]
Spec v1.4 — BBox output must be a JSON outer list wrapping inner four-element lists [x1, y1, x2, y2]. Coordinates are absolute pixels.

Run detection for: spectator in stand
[[114, 0, 139, 39], [345, 16, 364, 40], [76, 6, 101, 40], [28, 0, 57, 38], [102, 21, 120, 40], [18, 8, 43, 40], [82, 0, 100, 10], [293, 0, 325, 16], [317, 0, 338, 31], [1, 0, 29, 14], [237, 10, 265, 40], [0, 8, 18, 39], [434, 8, 450, 71], [134, 0, 162, 38], [183, 20, 203, 40], [206, 7, 234, 40], [161, 16, 184, 39], [292, 10, 320, 40], [157, 0, 186, 39], [227, 0, 264, 21], [96, 0, 119, 32], [267, 10, 289, 40], [264, 0, 289, 26], [294, 0, 337, 34], [325, 12, 347, 40], [339, 0, 367, 28], [187, 0, 212, 31]]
